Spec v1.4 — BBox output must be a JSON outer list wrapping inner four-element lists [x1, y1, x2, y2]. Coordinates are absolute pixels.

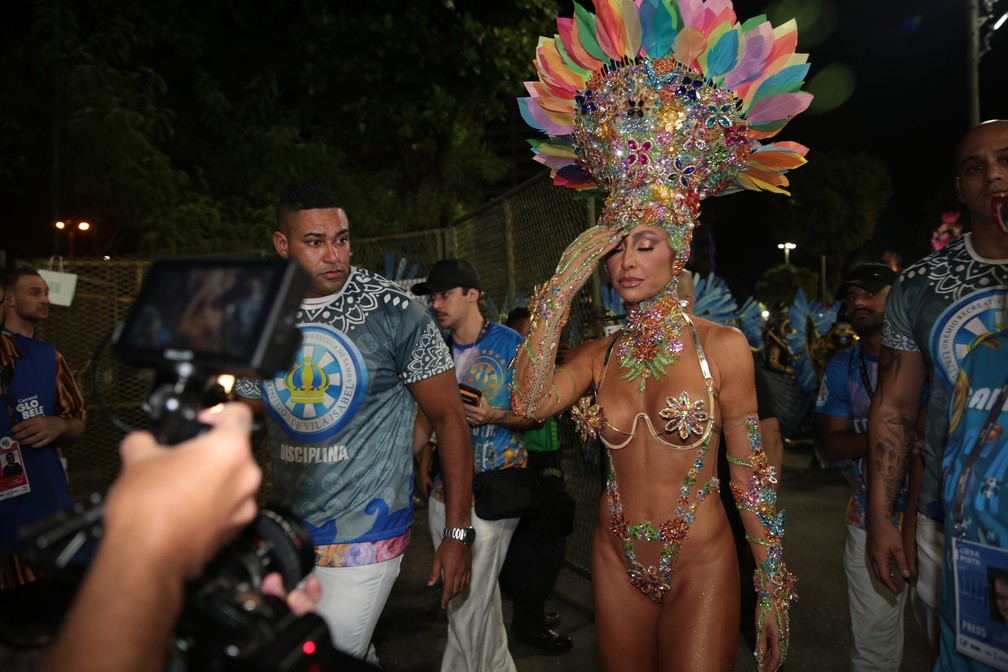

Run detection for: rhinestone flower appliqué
[[659, 391, 708, 440]]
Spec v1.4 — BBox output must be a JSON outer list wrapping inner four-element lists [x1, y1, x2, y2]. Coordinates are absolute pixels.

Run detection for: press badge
[[0, 436, 31, 501], [952, 537, 1008, 670]]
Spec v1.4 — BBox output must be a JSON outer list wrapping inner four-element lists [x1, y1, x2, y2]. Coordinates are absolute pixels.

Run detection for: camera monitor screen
[[114, 256, 307, 376]]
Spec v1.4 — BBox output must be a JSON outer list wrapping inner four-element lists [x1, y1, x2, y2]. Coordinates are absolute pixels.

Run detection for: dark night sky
[[8, 0, 1008, 288], [699, 0, 1008, 298]]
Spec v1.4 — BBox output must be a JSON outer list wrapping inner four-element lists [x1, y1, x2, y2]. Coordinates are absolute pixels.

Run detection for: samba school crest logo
[[461, 350, 509, 404], [931, 287, 1007, 391], [264, 325, 368, 443]]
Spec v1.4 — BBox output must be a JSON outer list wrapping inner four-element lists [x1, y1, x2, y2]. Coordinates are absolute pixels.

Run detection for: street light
[[55, 220, 91, 257], [778, 242, 796, 265], [969, 0, 1008, 126]]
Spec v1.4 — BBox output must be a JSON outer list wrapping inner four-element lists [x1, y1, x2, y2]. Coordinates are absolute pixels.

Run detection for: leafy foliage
[[754, 263, 820, 308], [2, 0, 559, 257]]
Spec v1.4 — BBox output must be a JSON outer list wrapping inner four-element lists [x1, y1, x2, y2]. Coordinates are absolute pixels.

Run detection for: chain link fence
[[32, 173, 607, 575]]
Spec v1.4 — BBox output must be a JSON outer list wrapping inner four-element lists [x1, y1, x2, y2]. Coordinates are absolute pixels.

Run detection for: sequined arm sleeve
[[511, 225, 624, 419], [724, 414, 796, 668]]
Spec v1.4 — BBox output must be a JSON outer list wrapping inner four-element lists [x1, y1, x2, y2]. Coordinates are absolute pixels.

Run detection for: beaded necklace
[[615, 280, 685, 392], [607, 434, 717, 603]]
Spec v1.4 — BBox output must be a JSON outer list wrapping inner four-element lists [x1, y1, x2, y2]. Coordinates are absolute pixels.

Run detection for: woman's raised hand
[[550, 223, 630, 298]]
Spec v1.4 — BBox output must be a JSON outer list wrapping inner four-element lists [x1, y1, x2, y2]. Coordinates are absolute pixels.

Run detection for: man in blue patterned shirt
[[816, 263, 912, 670], [414, 259, 543, 672], [868, 120, 1008, 650], [236, 182, 474, 666]]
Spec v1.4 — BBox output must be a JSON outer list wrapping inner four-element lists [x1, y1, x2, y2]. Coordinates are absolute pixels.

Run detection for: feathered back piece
[[519, 0, 812, 246]]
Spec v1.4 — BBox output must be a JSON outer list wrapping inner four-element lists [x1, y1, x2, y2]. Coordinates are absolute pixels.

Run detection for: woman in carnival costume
[[511, 0, 812, 669]]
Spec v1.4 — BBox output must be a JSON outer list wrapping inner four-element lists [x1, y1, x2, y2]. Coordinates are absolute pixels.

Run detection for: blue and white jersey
[[883, 233, 1008, 520], [236, 267, 452, 549], [938, 330, 1008, 671], [451, 321, 527, 474], [816, 343, 907, 529]]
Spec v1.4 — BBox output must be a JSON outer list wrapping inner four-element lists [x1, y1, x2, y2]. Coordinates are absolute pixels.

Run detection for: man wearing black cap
[[815, 262, 913, 671], [414, 258, 543, 671]]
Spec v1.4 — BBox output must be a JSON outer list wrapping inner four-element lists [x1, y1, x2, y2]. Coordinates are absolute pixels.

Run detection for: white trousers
[[428, 497, 518, 672], [844, 525, 907, 671], [312, 555, 402, 665], [911, 512, 943, 648]]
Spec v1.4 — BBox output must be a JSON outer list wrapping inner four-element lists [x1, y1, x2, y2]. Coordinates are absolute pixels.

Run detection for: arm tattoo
[[873, 416, 914, 511]]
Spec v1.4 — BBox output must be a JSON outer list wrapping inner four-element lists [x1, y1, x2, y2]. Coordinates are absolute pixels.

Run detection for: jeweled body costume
[[591, 312, 718, 603]]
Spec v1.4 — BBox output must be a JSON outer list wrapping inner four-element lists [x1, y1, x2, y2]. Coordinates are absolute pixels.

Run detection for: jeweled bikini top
[[597, 313, 716, 450]]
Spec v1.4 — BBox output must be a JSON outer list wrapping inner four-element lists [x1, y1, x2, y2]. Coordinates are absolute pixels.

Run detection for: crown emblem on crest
[[284, 356, 329, 405]]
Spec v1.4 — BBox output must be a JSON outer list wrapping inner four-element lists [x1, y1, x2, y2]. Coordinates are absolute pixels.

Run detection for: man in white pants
[[816, 263, 912, 670], [414, 259, 542, 671], [238, 183, 474, 665]]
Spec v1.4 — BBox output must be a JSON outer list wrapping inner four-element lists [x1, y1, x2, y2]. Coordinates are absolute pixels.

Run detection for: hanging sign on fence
[[37, 256, 78, 307]]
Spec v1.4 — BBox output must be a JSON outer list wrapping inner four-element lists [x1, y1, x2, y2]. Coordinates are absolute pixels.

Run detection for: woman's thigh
[[592, 527, 661, 671], [592, 528, 740, 672], [656, 546, 739, 672]]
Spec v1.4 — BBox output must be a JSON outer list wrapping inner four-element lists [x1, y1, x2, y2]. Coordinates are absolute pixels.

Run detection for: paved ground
[[0, 440, 933, 671], [372, 439, 934, 671]]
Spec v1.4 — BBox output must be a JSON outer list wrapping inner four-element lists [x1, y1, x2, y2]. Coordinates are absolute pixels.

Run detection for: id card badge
[[952, 537, 1008, 670], [0, 437, 31, 501]]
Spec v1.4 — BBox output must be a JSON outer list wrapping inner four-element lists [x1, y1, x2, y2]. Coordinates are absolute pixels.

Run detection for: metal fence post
[[503, 200, 516, 307]]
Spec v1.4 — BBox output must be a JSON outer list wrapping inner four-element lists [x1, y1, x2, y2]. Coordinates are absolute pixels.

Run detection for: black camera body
[[113, 256, 308, 445], [20, 256, 369, 670], [171, 507, 331, 671]]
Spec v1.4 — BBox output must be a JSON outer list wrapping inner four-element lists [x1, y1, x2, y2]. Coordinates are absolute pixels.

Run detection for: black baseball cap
[[412, 258, 482, 295], [839, 263, 898, 297]]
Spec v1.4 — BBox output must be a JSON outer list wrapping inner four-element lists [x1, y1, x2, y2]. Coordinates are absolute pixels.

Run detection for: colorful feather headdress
[[519, 0, 813, 253]]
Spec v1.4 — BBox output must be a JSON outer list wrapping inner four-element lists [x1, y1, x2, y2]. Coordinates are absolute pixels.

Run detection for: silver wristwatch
[[443, 526, 476, 546]]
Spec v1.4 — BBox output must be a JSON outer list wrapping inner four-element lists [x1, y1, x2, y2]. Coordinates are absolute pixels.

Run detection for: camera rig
[[19, 256, 375, 670]]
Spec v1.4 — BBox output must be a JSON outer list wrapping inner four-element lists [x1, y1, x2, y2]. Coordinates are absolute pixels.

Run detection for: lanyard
[[857, 347, 875, 399], [952, 379, 1008, 533]]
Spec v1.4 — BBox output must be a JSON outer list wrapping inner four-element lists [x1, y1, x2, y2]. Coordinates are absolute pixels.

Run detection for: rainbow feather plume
[[519, 0, 811, 198]]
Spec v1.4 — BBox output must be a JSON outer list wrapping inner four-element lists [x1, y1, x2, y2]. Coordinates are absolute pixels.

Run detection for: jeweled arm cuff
[[512, 225, 625, 418], [753, 560, 796, 668], [754, 561, 798, 608], [512, 281, 570, 418], [728, 415, 795, 664], [728, 416, 780, 514]]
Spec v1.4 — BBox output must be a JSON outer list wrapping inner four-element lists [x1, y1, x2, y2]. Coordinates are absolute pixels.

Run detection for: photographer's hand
[[109, 403, 262, 578], [262, 573, 323, 617], [44, 403, 262, 672]]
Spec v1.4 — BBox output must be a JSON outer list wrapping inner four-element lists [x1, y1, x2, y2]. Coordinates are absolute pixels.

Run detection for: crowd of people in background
[[1, 124, 1006, 672]]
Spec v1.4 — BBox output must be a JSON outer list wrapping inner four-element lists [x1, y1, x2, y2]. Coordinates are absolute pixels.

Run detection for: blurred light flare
[[768, 0, 838, 48], [900, 15, 924, 35], [807, 64, 855, 113]]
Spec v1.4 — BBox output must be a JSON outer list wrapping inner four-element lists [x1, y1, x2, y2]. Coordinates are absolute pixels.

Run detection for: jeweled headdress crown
[[520, 0, 812, 254]]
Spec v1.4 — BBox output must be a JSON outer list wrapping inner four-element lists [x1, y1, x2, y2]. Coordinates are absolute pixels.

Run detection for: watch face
[[445, 527, 475, 546]]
